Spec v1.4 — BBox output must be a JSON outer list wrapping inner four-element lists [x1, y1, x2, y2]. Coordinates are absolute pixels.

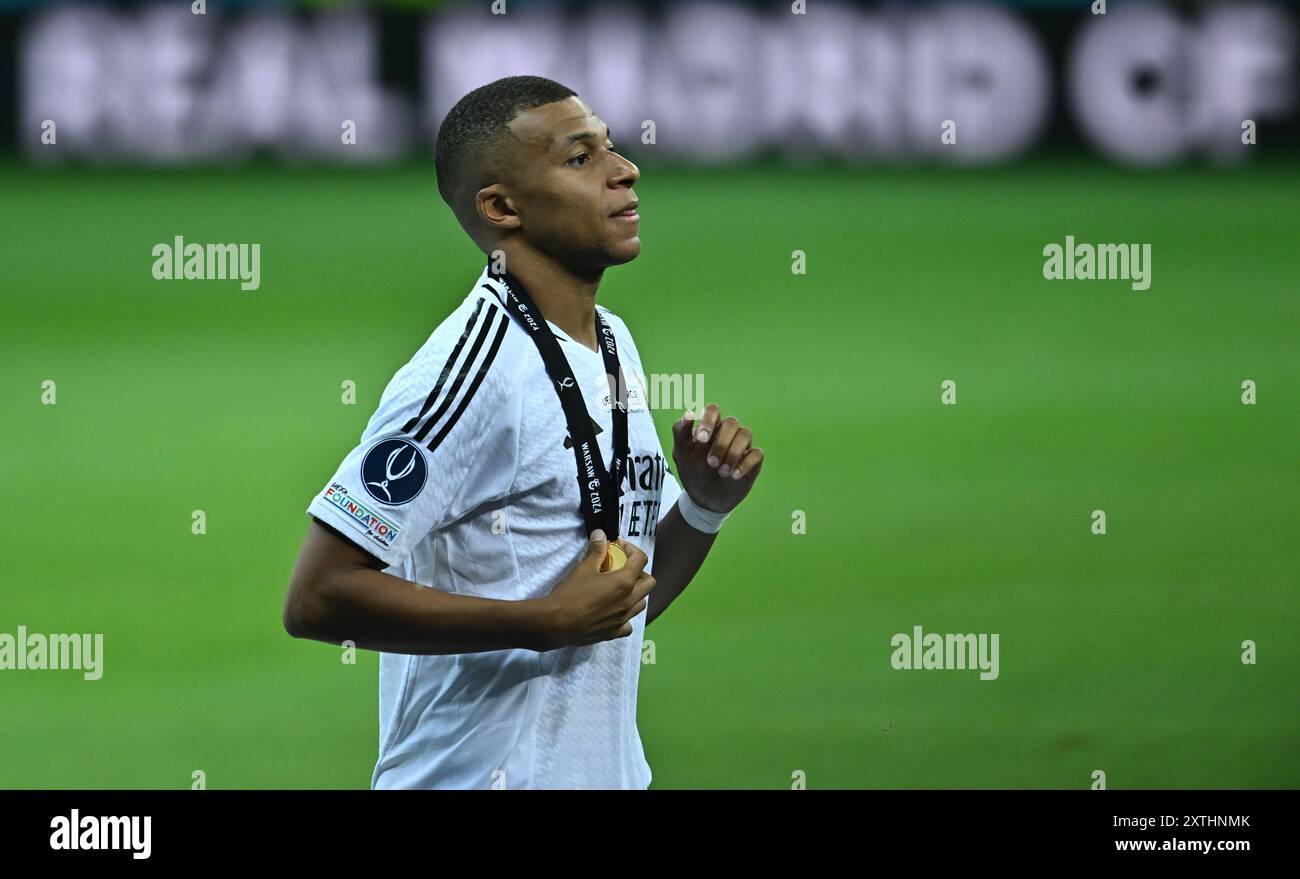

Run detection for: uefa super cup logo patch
[[362, 438, 427, 505]]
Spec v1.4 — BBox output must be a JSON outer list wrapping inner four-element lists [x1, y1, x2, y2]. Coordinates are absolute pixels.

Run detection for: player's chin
[[603, 235, 641, 265]]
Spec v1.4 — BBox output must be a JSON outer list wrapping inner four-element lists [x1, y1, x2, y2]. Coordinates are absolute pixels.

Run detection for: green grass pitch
[[2, 157, 1297, 788]]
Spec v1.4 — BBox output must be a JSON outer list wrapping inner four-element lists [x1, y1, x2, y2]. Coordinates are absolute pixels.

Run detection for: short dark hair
[[434, 75, 578, 223]]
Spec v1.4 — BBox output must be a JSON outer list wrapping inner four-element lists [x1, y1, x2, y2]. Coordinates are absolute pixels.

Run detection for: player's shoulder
[[367, 268, 529, 446], [409, 270, 530, 373]]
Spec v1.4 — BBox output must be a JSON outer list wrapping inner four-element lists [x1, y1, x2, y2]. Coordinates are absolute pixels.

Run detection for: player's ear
[[476, 184, 521, 232]]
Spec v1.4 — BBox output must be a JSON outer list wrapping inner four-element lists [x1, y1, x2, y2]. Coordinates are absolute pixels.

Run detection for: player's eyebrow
[[558, 124, 612, 151]]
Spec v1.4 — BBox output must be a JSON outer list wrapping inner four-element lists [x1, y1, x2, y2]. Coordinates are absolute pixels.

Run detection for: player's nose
[[611, 153, 639, 187]]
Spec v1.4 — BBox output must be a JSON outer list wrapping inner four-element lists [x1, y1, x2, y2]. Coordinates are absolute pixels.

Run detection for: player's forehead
[[507, 97, 609, 154]]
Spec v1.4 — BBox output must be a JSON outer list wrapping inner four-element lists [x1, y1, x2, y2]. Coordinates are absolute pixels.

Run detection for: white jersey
[[305, 264, 682, 790]]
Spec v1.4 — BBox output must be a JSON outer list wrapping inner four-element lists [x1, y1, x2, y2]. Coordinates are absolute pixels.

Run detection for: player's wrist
[[518, 596, 562, 653], [676, 491, 730, 534]]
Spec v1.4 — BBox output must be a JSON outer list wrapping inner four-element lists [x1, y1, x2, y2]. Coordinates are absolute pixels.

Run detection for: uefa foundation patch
[[322, 483, 402, 550]]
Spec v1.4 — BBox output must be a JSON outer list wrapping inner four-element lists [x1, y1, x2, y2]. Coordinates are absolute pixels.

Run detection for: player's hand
[[670, 403, 764, 514], [531, 530, 655, 651]]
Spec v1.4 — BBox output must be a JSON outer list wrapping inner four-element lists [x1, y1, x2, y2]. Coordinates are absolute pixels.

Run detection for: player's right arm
[[283, 523, 654, 654]]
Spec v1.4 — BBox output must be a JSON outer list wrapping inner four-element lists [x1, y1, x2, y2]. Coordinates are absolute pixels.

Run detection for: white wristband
[[676, 491, 730, 534]]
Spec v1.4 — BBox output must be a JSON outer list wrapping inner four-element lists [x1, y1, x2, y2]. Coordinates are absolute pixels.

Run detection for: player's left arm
[[646, 402, 764, 625]]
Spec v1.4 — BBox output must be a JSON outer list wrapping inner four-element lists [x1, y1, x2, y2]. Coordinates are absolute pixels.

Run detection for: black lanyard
[[488, 266, 629, 538]]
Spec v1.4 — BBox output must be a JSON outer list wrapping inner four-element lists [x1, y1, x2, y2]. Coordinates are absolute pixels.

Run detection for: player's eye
[[568, 153, 590, 167]]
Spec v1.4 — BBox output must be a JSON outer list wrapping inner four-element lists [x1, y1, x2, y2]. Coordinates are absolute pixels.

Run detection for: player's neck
[[501, 253, 602, 353]]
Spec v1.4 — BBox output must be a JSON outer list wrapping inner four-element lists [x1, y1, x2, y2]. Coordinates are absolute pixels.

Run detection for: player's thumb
[[582, 529, 608, 568]]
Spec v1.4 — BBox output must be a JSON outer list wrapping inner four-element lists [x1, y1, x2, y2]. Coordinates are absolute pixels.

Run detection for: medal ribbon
[[488, 266, 629, 539]]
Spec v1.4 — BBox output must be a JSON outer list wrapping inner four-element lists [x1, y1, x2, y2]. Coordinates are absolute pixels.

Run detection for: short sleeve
[[306, 295, 519, 567]]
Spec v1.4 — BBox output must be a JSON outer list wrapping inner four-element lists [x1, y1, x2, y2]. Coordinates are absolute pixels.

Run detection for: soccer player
[[283, 76, 764, 789]]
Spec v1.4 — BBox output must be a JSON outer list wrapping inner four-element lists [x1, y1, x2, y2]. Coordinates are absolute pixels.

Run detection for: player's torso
[[403, 296, 668, 601], [374, 294, 663, 789]]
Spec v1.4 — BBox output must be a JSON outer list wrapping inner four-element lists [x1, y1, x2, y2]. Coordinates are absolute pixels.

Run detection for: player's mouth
[[611, 200, 639, 222]]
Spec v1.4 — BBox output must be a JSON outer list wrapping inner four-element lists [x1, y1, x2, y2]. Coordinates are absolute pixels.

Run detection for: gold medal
[[599, 542, 627, 573]]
